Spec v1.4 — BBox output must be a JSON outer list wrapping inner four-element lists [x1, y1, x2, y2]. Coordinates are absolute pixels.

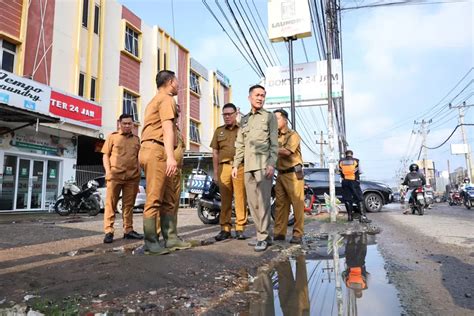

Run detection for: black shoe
[[103, 233, 114, 244], [124, 230, 144, 240], [273, 234, 286, 241], [215, 231, 231, 241], [235, 231, 247, 240], [289, 236, 302, 244], [359, 216, 372, 224]]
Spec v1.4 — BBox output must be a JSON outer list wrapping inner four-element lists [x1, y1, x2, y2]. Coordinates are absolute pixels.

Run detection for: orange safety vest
[[339, 158, 359, 180], [345, 267, 367, 290]]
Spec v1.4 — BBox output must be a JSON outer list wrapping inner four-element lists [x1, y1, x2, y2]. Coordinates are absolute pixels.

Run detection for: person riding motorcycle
[[460, 177, 473, 203], [402, 163, 426, 214]]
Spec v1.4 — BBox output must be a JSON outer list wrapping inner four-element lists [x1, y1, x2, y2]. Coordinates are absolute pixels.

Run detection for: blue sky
[[119, 0, 473, 186]]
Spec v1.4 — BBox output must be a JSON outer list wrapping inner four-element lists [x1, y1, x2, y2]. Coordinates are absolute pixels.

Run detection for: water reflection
[[249, 233, 402, 316]]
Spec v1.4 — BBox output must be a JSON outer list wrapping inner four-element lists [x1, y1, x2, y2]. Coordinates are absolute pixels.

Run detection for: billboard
[[451, 144, 468, 154], [268, 0, 312, 42], [264, 60, 342, 109]]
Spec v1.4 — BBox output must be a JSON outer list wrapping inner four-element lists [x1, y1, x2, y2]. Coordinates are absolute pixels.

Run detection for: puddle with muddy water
[[249, 233, 403, 315]]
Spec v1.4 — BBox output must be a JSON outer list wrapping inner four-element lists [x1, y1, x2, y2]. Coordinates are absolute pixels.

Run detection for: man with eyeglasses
[[102, 113, 143, 244], [210, 103, 248, 240]]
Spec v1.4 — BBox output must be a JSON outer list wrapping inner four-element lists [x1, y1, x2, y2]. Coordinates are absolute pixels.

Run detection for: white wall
[[199, 76, 213, 152]]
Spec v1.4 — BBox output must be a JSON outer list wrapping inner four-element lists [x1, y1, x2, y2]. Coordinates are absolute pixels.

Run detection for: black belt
[[146, 139, 177, 149], [278, 167, 295, 174]]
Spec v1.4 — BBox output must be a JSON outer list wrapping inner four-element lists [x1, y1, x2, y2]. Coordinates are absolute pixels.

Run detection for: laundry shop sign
[[0, 70, 51, 115]]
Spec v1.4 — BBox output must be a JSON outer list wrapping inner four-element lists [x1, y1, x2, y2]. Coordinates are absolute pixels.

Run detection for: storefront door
[[1, 155, 60, 211]]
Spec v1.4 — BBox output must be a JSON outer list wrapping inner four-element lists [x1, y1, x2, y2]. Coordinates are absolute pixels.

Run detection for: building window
[[189, 121, 200, 143], [190, 71, 201, 95], [163, 52, 167, 70], [157, 48, 161, 71], [78, 72, 85, 97], [0, 40, 16, 72], [82, 0, 89, 27], [90, 77, 96, 101], [213, 87, 220, 106], [125, 25, 139, 57], [93, 5, 100, 35], [123, 90, 138, 122]]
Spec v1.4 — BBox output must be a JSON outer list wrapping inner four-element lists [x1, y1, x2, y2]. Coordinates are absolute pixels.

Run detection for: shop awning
[[0, 103, 59, 124]]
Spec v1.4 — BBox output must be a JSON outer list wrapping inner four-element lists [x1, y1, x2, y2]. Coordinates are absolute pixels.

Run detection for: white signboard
[[268, 0, 312, 42], [451, 144, 468, 154], [0, 70, 51, 116], [264, 60, 342, 108]]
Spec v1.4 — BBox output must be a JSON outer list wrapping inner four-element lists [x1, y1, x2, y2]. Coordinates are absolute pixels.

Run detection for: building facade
[[0, 0, 230, 212]]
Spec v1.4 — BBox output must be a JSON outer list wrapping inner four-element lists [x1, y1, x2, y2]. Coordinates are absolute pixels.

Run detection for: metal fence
[[75, 165, 105, 186]]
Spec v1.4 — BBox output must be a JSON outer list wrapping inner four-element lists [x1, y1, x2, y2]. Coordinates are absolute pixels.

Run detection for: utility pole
[[449, 102, 473, 180], [326, 0, 337, 222], [414, 119, 432, 183], [447, 159, 452, 189], [315, 131, 328, 168]]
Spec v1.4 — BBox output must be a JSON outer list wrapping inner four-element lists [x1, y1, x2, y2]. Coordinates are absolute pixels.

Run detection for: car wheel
[[364, 192, 383, 212], [116, 198, 123, 214]]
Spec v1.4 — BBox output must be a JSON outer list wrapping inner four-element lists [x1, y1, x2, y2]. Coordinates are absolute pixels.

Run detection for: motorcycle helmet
[[464, 177, 470, 183], [345, 150, 354, 157], [409, 163, 419, 172]]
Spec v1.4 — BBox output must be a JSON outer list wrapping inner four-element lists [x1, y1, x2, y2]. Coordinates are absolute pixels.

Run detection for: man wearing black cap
[[273, 109, 305, 244], [338, 150, 371, 223]]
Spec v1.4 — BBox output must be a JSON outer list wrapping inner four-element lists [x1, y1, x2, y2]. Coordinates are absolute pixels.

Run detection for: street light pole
[[286, 36, 297, 130], [326, 0, 337, 222]]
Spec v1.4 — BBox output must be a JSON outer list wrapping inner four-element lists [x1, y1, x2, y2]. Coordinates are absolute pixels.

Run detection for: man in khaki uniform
[[102, 113, 143, 243], [273, 109, 305, 244], [139, 70, 190, 255], [232, 85, 278, 252], [210, 103, 247, 241]]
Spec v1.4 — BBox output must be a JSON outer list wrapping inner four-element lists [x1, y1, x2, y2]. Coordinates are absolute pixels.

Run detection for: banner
[[268, 0, 312, 42], [49, 90, 102, 128], [264, 60, 342, 108], [0, 70, 51, 115]]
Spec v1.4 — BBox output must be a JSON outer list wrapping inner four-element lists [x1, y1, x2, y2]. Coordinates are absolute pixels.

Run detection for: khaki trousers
[[139, 142, 176, 220], [245, 169, 272, 241], [277, 256, 310, 316], [218, 164, 247, 232], [103, 179, 139, 234], [274, 172, 305, 237], [156, 169, 182, 235]]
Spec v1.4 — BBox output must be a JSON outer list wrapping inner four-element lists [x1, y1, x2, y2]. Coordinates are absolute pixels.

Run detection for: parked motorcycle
[[54, 179, 101, 216], [448, 190, 463, 206], [409, 186, 426, 215], [461, 187, 474, 210]]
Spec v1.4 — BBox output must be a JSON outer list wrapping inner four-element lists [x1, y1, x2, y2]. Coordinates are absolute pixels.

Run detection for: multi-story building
[[0, 0, 230, 212]]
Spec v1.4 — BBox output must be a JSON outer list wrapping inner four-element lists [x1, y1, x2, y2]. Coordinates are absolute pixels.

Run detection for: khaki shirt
[[233, 108, 278, 172], [141, 92, 177, 145], [101, 131, 140, 181], [210, 124, 239, 164], [277, 128, 303, 170]]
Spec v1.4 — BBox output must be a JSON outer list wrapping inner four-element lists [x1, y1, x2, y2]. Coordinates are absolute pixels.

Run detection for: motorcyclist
[[460, 177, 473, 203], [402, 163, 426, 214]]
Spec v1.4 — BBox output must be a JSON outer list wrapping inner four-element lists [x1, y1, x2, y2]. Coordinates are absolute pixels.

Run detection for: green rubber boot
[[161, 214, 191, 251], [143, 217, 169, 255]]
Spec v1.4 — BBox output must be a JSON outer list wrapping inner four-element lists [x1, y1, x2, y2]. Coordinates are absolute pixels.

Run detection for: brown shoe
[[273, 234, 286, 241]]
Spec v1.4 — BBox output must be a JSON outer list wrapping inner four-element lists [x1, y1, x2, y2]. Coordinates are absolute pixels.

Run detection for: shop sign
[[49, 90, 102, 128], [0, 70, 51, 115], [49, 168, 56, 179], [268, 0, 312, 42]]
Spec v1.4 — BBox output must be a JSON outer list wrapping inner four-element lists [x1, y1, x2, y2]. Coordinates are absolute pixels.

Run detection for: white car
[[94, 176, 146, 213]]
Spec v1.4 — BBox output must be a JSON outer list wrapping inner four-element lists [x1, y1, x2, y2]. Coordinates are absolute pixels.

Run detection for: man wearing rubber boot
[[211, 103, 247, 241], [338, 150, 371, 223], [232, 85, 278, 252], [139, 70, 180, 255], [159, 110, 191, 251], [273, 109, 305, 244], [102, 114, 143, 244]]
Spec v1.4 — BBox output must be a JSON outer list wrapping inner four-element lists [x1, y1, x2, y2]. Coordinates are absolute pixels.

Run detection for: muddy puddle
[[249, 233, 403, 315]]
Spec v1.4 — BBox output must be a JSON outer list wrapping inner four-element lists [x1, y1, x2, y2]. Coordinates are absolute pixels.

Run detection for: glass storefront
[[0, 155, 61, 211]]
